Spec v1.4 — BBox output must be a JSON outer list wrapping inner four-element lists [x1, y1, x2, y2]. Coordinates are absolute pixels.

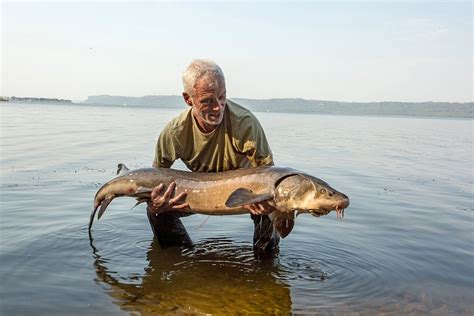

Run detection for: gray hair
[[182, 59, 225, 95]]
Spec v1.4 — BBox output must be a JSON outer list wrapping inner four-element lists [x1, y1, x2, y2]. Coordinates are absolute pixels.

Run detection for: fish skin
[[89, 164, 350, 238]]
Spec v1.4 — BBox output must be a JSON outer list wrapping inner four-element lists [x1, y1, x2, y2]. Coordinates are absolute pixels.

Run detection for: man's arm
[[153, 124, 178, 168], [234, 114, 276, 215], [233, 114, 274, 167], [148, 128, 188, 214]]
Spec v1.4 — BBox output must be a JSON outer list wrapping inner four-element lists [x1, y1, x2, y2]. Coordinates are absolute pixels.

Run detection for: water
[[1, 102, 472, 315]]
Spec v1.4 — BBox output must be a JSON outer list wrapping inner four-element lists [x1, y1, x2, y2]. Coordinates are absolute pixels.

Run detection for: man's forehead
[[198, 74, 224, 85], [195, 76, 226, 93]]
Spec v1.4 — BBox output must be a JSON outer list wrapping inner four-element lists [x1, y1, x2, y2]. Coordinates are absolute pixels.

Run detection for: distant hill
[[83, 95, 473, 118]]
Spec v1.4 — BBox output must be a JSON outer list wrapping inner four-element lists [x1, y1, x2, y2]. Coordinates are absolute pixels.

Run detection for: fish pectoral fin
[[136, 187, 153, 195], [225, 188, 273, 208], [132, 198, 148, 209], [116, 163, 130, 176], [270, 211, 295, 238], [97, 196, 113, 220]]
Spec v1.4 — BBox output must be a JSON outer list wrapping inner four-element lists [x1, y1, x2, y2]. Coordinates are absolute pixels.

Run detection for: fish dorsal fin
[[270, 211, 295, 238], [117, 163, 130, 176], [225, 188, 273, 208]]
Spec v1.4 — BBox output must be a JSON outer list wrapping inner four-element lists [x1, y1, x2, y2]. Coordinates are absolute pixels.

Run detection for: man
[[147, 59, 279, 252]]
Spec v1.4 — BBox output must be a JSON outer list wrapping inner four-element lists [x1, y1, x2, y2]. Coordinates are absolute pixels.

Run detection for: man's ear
[[182, 92, 193, 107]]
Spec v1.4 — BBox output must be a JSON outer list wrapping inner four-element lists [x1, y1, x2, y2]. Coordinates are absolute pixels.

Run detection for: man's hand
[[243, 201, 275, 216], [147, 182, 189, 215]]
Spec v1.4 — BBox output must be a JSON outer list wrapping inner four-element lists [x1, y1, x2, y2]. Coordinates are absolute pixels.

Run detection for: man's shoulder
[[163, 108, 192, 134], [226, 99, 259, 123]]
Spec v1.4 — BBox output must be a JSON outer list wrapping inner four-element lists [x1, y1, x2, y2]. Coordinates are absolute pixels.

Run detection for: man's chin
[[205, 117, 223, 126]]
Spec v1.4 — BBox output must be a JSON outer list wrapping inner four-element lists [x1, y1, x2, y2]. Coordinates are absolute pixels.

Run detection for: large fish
[[89, 164, 350, 238]]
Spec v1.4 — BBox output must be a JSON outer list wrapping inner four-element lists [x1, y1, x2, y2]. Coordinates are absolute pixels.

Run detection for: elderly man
[[147, 59, 278, 252]]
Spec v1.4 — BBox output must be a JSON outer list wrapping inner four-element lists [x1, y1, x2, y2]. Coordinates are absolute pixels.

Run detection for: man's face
[[185, 75, 226, 133]]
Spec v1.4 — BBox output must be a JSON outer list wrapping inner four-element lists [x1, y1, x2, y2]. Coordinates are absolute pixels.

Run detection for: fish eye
[[320, 189, 326, 194]]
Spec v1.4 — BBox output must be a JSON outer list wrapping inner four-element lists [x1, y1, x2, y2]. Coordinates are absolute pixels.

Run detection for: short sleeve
[[154, 124, 178, 168], [234, 115, 274, 167]]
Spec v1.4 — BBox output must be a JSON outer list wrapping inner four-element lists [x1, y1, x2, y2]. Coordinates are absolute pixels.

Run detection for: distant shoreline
[[2, 97, 72, 103], [2, 95, 473, 118], [82, 95, 473, 118]]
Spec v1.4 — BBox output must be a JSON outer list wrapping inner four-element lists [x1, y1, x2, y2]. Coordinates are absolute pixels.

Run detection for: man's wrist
[[147, 205, 159, 216]]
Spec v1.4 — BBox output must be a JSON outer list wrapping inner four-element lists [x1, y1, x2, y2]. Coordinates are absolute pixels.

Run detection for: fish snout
[[333, 194, 349, 219], [337, 195, 350, 210]]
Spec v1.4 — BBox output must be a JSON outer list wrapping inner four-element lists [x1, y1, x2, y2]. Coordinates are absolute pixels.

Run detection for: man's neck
[[191, 110, 218, 134]]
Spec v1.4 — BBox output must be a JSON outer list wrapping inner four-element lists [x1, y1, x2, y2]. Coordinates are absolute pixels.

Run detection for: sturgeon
[[89, 164, 350, 238]]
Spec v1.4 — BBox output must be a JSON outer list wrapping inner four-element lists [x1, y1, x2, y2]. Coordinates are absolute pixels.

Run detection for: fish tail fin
[[88, 202, 100, 233], [97, 197, 113, 220], [88, 196, 113, 239]]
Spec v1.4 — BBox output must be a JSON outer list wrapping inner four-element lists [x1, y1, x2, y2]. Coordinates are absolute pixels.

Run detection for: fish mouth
[[309, 209, 331, 217], [334, 197, 350, 219], [338, 198, 350, 209], [307, 201, 348, 219]]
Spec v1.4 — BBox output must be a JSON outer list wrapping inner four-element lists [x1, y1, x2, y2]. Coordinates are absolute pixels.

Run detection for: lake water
[[0, 102, 472, 315]]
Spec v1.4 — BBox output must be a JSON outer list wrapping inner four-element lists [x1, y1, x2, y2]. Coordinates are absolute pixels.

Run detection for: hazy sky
[[1, 1, 472, 102]]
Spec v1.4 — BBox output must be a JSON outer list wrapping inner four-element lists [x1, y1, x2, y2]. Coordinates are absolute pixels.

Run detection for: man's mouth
[[208, 113, 221, 121]]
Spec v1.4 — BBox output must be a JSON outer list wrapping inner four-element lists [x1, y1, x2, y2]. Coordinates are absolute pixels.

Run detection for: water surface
[[0, 102, 472, 314]]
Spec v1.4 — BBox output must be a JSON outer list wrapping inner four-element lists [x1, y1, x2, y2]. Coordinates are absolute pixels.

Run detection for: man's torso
[[155, 100, 273, 172]]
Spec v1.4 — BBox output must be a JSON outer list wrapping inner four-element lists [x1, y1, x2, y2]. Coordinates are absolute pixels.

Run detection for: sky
[[1, 1, 472, 102]]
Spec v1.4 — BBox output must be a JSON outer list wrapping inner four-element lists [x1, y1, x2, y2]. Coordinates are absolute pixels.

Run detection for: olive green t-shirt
[[154, 100, 273, 172]]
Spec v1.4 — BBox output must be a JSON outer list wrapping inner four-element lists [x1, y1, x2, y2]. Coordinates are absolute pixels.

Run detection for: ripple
[[278, 256, 329, 282], [88, 221, 125, 240], [134, 239, 153, 251], [279, 240, 401, 309], [1, 183, 47, 189], [49, 224, 91, 240], [178, 238, 256, 271]]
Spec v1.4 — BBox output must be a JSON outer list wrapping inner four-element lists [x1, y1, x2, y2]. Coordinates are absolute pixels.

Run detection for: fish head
[[274, 174, 350, 217]]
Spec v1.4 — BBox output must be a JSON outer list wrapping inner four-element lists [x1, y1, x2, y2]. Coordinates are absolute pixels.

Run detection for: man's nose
[[212, 100, 225, 111]]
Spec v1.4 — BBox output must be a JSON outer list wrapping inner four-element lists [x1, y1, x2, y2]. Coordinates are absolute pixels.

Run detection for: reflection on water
[[92, 238, 292, 315]]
